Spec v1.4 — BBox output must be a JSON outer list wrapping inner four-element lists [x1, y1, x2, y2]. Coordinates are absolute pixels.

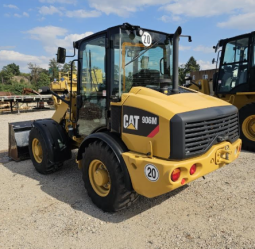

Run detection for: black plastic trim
[[111, 106, 121, 133]]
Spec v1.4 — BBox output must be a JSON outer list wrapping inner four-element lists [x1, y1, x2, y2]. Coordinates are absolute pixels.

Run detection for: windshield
[[111, 28, 173, 96]]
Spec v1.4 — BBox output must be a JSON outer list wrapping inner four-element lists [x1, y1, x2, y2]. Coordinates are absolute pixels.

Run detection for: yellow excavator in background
[[186, 31, 255, 151], [9, 23, 241, 212]]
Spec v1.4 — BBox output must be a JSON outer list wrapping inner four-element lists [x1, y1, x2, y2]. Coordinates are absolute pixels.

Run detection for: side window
[[78, 35, 107, 136], [80, 35, 106, 95]]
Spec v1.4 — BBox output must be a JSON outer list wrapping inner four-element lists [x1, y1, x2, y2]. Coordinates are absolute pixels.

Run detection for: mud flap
[[8, 121, 33, 161]]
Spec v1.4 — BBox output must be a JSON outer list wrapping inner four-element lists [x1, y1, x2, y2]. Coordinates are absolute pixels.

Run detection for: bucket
[[8, 121, 33, 161]]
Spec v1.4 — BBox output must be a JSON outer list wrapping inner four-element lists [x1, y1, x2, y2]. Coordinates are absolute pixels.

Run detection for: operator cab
[[57, 23, 190, 137], [213, 31, 255, 94], [74, 23, 174, 99]]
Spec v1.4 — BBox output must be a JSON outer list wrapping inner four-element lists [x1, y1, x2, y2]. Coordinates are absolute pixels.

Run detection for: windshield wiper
[[125, 40, 159, 67]]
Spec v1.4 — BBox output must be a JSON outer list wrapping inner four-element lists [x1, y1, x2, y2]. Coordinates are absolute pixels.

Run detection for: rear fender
[[77, 132, 133, 191], [32, 119, 72, 163]]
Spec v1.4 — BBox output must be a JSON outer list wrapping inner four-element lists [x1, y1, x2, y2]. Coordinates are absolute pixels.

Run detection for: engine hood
[[122, 87, 231, 120]]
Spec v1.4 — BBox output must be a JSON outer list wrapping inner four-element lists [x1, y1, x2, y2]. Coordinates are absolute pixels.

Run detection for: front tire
[[29, 127, 63, 174], [82, 140, 138, 212], [239, 103, 255, 151]]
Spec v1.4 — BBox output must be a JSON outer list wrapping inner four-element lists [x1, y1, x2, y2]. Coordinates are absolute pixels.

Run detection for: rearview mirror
[[57, 47, 66, 63], [212, 58, 215, 64]]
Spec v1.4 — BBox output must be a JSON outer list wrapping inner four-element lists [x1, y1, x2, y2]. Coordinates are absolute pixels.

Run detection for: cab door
[[78, 34, 107, 136]]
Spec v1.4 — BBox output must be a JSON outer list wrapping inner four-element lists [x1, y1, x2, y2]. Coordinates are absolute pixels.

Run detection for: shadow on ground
[[0, 150, 188, 223]]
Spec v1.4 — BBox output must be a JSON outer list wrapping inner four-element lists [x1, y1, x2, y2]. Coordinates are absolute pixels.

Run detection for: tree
[[178, 56, 200, 85], [48, 58, 61, 81], [178, 64, 186, 85], [62, 61, 77, 73], [5, 63, 20, 76], [28, 63, 43, 89], [0, 68, 13, 83], [1, 63, 20, 83], [37, 72, 50, 89], [185, 56, 200, 73]]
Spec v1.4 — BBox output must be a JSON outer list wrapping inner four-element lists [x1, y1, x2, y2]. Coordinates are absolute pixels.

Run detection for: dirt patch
[[12, 75, 30, 83]]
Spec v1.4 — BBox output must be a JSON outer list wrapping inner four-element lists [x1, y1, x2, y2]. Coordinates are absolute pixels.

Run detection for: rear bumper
[[122, 139, 242, 198]]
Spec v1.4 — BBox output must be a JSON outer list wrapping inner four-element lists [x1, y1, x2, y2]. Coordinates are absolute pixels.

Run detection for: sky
[[0, 0, 255, 73]]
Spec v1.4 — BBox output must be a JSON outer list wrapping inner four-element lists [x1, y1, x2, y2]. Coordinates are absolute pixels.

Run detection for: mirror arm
[[180, 35, 192, 42], [66, 46, 76, 58]]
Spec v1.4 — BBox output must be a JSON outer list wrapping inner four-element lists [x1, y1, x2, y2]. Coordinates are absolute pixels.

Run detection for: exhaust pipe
[[171, 26, 182, 94]]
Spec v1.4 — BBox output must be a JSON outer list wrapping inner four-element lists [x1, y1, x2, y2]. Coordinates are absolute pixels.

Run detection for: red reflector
[[238, 144, 242, 152], [190, 164, 197, 175], [181, 178, 185, 185], [171, 168, 181, 182]]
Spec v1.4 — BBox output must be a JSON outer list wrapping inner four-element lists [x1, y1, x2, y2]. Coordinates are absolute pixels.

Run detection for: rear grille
[[184, 113, 239, 156]]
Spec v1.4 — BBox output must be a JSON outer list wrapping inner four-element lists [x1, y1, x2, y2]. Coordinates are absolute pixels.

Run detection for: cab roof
[[74, 23, 172, 49]]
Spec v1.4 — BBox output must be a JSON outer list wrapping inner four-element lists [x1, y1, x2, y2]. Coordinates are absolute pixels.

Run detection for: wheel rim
[[32, 138, 43, 163], [89, 159, 111, 197], [242, 115, 255, 142]]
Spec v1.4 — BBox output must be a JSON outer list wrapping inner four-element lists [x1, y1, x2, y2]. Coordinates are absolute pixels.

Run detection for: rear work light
[[190, 164, 197, 175], [171, 168, 181, 182]]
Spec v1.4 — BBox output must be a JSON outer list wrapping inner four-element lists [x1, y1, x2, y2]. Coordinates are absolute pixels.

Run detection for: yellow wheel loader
[[8, 23, 241, 212], [186, 31, 255, 151]]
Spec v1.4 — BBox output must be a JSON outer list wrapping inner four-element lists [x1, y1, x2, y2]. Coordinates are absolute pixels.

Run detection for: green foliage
[[62, 61, 77, 73], [6, 63, 20, 76], [0, 63, 21, 84], [49, 58, 61, 81], [185, 56, 200, 73], [178, 64, 186, 86], [34, 72, 50, 90], [178, 56, 200, 85], [0, 80, 30, 95], [28, 63, 43, 90]]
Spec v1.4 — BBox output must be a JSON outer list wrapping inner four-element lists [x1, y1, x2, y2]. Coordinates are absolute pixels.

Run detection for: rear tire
[[82, 140, 138, 212], [29, 127, 63, 174], [239, 103, 255, 151]]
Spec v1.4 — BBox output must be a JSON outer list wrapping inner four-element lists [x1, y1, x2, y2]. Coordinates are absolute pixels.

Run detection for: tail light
[[171, 168, 181, 182], [238, 144, 242, 152], [190, 164, 197, 175]]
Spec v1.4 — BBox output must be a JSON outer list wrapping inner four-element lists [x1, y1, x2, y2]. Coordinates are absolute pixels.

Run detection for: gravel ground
[[0, 111, 255, 249]]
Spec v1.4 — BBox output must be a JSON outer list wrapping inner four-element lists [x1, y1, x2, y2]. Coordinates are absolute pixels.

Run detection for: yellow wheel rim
[[242, 115, 255, 142], [89, 159, 111, 197], [32, 138, 43, 163]]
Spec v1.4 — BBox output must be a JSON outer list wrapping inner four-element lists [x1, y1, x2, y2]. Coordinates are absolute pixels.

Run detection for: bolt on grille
[[184, 113, 239, 156]]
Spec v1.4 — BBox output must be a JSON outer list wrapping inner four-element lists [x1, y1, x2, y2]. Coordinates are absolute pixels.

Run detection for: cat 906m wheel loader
[[8, 23, 241, 212]]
